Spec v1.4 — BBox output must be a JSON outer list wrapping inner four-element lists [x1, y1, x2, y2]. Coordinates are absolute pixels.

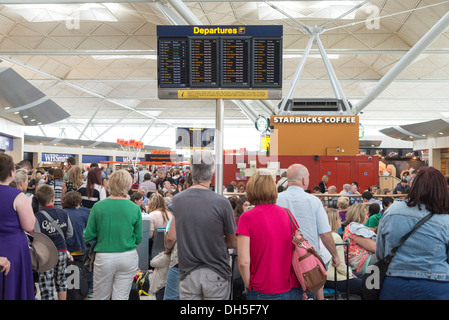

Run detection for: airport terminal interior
[[2, 0, 449, 302]]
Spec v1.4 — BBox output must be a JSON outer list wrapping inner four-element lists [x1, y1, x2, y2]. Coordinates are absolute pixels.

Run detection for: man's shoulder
[[278, 186, 311, 198], [174, 189, 229, 205]]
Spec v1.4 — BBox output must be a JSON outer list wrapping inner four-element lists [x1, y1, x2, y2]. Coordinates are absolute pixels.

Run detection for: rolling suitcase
[[333, 240, 350, 300]]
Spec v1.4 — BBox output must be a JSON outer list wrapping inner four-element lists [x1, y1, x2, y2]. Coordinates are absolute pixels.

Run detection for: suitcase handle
[[334, 241, 350, 300]]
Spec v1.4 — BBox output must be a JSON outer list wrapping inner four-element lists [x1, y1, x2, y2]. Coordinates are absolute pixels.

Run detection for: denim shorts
[[246, 286, 302, 300]]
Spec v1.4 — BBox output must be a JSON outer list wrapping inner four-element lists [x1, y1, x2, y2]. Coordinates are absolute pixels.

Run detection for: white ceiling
[[1, 0, 449, 150]]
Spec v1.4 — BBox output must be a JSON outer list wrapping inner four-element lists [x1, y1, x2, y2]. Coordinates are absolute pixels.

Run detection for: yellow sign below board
[[178, 90, 268, 100]]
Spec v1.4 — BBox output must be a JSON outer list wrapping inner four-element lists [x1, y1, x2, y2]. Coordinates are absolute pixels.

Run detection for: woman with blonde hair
[[343, 203, 376, 274], [337, 196, 350, 221], [146, 192, 173, 240], [62, 166, 84, 199], [13, 169, 29, 193], [27, 170, 42, 195], [319, 175, 329, 193], [83, 169, 142, 300], [324, 208, 363, 297], [236, 169, 301, 300]]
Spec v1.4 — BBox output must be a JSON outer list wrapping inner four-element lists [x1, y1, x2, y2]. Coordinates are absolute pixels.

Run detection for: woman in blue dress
[[0, 154, 36, 300]]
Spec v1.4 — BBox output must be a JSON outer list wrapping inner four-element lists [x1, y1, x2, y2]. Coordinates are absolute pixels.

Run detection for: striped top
[[77, 182, 107, 209]]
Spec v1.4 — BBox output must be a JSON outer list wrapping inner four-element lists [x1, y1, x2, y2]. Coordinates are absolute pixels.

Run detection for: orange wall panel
[[269, 115, 359, 156]]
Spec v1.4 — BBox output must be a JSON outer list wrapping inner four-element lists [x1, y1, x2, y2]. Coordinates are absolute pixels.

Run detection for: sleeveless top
[[0, 185, 35, 300]]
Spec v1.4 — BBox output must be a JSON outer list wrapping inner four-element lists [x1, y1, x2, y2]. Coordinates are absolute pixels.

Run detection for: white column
[[215, 99, 224, 195]]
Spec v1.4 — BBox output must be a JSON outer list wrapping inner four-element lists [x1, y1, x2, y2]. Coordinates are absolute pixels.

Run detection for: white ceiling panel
[[1, 0, 449, 148]]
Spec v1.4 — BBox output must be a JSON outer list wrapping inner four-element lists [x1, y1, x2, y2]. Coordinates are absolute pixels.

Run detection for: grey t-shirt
[[172, 188, 236, 280]]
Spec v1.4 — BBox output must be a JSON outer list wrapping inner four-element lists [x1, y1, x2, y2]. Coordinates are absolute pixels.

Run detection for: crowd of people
[[1, 151, 449, 301], [220, 162, 449, 300], [0, 155, 191, 300]]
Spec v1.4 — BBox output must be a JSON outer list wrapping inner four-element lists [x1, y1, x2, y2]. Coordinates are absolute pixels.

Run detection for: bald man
[[276, 164, 340, 269]]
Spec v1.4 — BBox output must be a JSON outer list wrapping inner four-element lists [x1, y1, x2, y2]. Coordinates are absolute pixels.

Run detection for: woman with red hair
[[78, 167, 107, 209], [376, 166, 449, 300]]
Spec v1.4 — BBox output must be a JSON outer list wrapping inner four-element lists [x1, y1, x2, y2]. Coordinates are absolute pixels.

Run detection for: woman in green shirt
[[84, 169, 142, 300]]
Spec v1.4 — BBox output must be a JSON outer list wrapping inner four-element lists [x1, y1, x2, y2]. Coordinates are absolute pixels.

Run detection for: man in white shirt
[[276, 164, 340, 269], [339, 184, 351, 194], [136, 165, 150, 185]]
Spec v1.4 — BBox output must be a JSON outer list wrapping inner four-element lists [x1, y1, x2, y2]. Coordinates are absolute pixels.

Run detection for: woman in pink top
[[236, 170, 301, 300]]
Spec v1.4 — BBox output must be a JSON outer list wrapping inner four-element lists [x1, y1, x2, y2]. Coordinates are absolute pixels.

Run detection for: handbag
[[286, 208, 327, 297], [135, 270, 152, 296], [362, 212, 434, 300]]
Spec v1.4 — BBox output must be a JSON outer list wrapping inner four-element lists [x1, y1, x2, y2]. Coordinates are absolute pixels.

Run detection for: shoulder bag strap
[[386, 212, 434, 261], [40, 210, 65, 239], [285, 208, 301, 237], [285, 208, 295, 233]]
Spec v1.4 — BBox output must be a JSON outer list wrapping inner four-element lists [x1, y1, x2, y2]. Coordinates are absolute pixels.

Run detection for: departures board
[[157, 25, 282, 100]]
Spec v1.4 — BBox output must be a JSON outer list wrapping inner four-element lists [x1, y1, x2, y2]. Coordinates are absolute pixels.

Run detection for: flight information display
[[158, 38, 188, 87], [190, 38, 219, 87], [157, 25, 283, 99], [221, 38, 250, 88], [253, 38, 282, 87]]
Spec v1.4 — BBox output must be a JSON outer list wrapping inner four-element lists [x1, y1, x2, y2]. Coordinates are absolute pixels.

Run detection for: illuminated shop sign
[[41, 153, 75, 163], [272, 116, 356, 124]]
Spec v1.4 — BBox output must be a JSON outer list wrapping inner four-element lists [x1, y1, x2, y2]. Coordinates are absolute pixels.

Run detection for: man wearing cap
[[393, 178, 410, 196]]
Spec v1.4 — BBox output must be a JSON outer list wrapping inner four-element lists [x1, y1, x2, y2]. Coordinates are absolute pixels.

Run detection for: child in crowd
[[35, 184, 74, 300]]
